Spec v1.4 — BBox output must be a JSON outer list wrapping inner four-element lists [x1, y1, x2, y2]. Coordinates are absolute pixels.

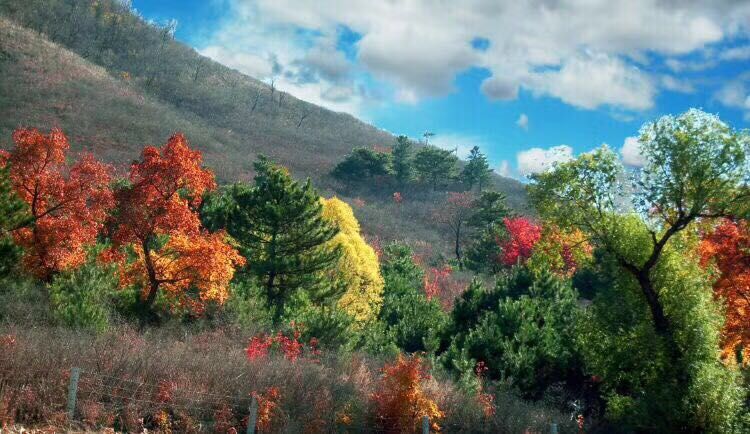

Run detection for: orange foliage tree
[[700, 219, 750, 365], [0, 128, 113, 278], [527, 224, 593, 278], [105, 133, 244, 313], [372, 355, 443, 433]]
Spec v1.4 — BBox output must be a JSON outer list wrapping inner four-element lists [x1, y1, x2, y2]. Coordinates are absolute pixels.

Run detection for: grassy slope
[[0, 13, 527, 256]]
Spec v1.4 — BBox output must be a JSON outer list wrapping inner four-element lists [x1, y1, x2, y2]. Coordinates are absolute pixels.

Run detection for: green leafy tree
[[443, 268, 583, 399], [392, 135, 414, 186], [331, 147, 392, 183], [202, 157, 341, 320], [464, 191, 512, 274], [413, 146, 458, 191], [0, 164, 29, 275], [48, 254, 119, 333], [577, 221, 744, 432], [529, 109, 749, 431], [461, 146, 492, 191]]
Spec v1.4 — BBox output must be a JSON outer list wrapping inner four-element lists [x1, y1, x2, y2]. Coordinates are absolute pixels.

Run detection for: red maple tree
[[1, 128, 113, 278], [498, 217, 541, 266], [700, 219, 750, 365], [105, 133, 244, 313]]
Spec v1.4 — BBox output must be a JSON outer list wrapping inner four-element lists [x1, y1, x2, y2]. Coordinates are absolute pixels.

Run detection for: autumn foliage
[[528, 225, 593, 277], [498, 217, 541, 266], [105, 133, 243, 313], [372, 355, 443, 433], [0, 128, 113, 278], [246, 324, 319, 362], [321, 197, 384, 323], [700, 219, 750, 365]]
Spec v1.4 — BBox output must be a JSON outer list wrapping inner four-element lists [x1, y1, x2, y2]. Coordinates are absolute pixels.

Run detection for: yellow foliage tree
[[321, 197, 384, 323]]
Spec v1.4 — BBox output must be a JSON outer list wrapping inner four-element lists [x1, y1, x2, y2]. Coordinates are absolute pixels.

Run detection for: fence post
[[422, 415, 429, 434], [550, 422, 558, 434], [246, 396, 258, 434], [67, 367, 81, 422]]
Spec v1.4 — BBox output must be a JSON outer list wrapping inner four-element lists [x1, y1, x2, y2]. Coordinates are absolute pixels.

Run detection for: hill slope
[[0, 1, 527, 256]]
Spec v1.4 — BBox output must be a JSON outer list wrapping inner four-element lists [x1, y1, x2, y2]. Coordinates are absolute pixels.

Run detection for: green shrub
[[373, 241, 448, 353], [444, 267, 583, 399], [48, 259, 118, 332]]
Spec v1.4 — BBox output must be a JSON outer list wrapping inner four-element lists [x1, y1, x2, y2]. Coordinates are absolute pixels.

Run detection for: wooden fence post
[[246, 396, 258, 434], [67, 367, 81, 422], [550, 422, 558, 434], [422, 415, 429, 434]]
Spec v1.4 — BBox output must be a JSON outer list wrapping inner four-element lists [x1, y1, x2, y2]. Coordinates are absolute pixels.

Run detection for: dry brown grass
[[0, 326, 573, 433]]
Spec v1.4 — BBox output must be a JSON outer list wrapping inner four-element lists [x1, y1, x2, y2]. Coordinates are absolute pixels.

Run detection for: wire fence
[[0, 365, 565, 433], [56, 366, 439, 433]]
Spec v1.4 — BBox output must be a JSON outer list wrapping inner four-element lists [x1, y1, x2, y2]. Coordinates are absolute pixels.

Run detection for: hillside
[[0, 0, 526, 256]]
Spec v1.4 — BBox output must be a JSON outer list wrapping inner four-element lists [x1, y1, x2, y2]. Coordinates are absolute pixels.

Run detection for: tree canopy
[[203, 157, 341, 319]]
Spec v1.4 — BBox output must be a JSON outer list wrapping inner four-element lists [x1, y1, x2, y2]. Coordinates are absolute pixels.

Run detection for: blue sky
[[132, 0, 750, 179]]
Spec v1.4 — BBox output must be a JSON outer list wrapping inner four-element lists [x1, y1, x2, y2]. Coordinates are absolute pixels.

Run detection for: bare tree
[[250, 89, 262, 113], [297, 110, 312, 129], [193, 57, 206, 82], [269, 77, 276, 101]]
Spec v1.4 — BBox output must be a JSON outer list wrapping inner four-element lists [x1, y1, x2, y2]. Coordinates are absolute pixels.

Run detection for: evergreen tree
[[413, 146, 458, 191], [331, 147, 392, 183], [392, 135, 414, 186], [203, 157, 341, 319], [464, 191, 512, 274], [444, 267, 583, 399], [375, 242, 447, 353], [0, 164, 28, 275], [461, 146, 492, 191]]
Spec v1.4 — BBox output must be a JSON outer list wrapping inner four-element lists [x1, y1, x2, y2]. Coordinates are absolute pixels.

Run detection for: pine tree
[[413, 146, 458, 191], [208, 157, 341, 319], [461, 146, 492, 191], [392, 135, 414, 186], [464, 191, 512, 274]]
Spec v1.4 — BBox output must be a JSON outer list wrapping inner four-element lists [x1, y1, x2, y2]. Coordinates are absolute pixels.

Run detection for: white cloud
[[525, 52, 655, 111], [429, 133, 487, 161], [516, 113, 529, 131], [715, 78, 750, 119], [196, 0, 750, 116], [719, 45, 750, 61], [517, 145, 574, 177], [621, 136, 646, 167], [496, 160, 513, 178], [200, 46, 275, 78], [660, 75, 695, 93]]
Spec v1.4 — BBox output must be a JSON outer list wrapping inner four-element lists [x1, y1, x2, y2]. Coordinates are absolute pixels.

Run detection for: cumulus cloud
[[516, 113, 529, 131], [197, 0, 750, 115], [517, 145, 574, 177], [621, 136, 646, 167], [525, 52, 655, 111]]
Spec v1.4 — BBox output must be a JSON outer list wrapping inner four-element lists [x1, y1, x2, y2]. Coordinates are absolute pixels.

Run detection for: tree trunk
[[142, 240, 159, 308]]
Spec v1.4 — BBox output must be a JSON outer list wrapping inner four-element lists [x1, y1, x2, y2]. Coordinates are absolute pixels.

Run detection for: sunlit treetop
[[634, 108, 750, 223]]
